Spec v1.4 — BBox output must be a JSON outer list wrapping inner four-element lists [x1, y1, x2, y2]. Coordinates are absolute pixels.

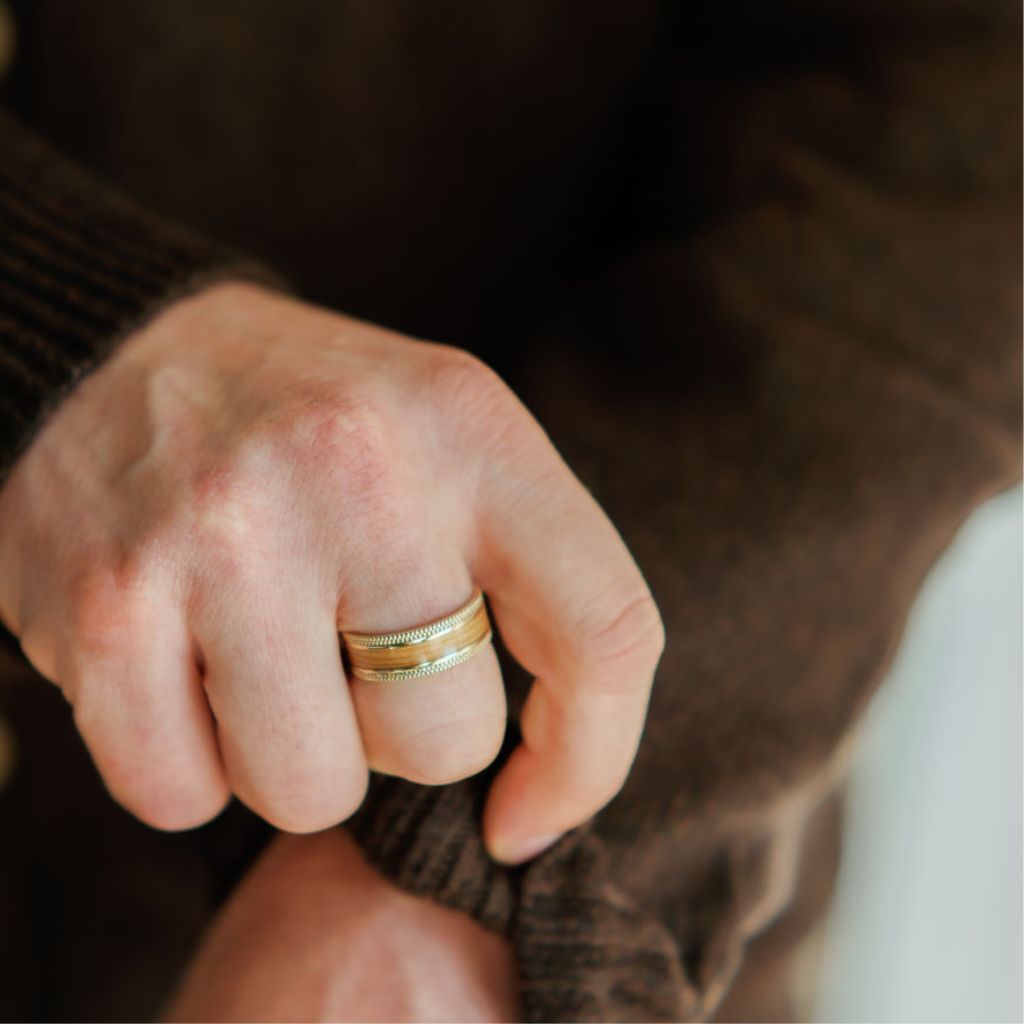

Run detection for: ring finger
[[341, 551, 506, 786]]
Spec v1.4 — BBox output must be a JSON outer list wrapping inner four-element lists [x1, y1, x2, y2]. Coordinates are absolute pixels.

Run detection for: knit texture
[[0, 112, 275, 481]]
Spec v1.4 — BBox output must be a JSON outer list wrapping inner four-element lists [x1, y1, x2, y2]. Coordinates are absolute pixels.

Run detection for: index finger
[[471, 411, 664, 865]]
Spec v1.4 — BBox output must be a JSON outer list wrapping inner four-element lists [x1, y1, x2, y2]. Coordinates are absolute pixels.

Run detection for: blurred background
[[813, 485, 1023, 1022]]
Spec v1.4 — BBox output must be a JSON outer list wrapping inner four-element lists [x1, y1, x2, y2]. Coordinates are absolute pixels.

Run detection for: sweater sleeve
[[349, 4, 1021, 1022], [0, 110, 277, 481]]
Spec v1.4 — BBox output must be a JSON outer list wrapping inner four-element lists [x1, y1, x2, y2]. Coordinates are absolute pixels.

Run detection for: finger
[[194, 570, 368, 833], [473, 422, 664, 864], [343, 549, 506, 786], [67, 578, 230, 831]]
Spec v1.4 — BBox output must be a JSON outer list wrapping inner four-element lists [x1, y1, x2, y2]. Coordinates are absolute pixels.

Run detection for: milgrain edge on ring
[[340, 588, 493, 682]]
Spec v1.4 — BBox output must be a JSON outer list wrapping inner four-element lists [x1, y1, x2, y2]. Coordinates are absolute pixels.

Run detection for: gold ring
[[341, 589, 492, 682]]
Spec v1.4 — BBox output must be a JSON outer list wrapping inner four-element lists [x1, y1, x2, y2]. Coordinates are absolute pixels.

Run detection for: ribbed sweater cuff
[[349, 752, 694, 1022], [0, 111, 279, 482]]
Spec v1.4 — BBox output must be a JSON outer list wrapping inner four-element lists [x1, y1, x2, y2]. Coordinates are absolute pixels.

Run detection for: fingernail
[[492, 832, 562, 866]]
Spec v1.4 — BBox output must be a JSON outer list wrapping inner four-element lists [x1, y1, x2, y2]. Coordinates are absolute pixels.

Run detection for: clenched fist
[[0, 283, 663, 862]]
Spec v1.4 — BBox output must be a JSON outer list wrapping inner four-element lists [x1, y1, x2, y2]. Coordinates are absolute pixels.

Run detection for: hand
[[0, 283, 663, 861], [164, 828, 519, 1023]]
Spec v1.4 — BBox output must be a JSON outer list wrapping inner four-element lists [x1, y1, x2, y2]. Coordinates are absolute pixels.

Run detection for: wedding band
[[341, 589, 492, 682]]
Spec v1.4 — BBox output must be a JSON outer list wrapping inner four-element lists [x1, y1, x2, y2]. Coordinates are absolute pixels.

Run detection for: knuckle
[[280, 395, 393, 492], [425, 348, 528, 449], [188, 394, 403, 571], [396, 710, 506, 785], [429, 348, 505, 412], [75, 715, 228, 830], [187, 473, 282, 582], [269, 394, 403, 539], [189, 457, 272, 552], [580, 588, 665, 675], [191, 499, 265, 581], [129, 783, 228, 832], [189, 394, 387, 513], [253, 764, 369, 833]]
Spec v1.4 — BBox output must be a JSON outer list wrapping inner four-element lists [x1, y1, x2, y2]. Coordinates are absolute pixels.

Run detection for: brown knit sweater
[[0, 1, 1020, 1021]]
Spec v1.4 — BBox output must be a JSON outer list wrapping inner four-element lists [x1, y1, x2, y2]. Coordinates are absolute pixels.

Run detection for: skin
[[165, 828, 520, 1023], [0, 282, 664, 862]]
